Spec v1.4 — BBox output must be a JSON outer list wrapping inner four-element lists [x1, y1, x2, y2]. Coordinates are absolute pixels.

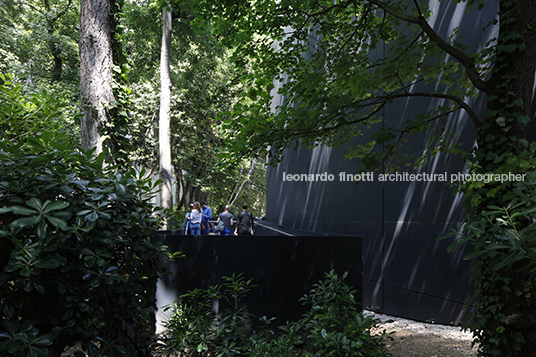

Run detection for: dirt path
[[366, 311, 479, 357]]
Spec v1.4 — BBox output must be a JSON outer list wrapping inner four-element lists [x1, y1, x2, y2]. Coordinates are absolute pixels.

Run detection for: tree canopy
[[120, 0, 266, 216], [193, 0, 533, 170]]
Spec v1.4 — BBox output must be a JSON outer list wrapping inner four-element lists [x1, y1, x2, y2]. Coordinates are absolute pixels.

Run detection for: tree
[[0, 0, 80, 136], [159, 1, 173, 228], [0, 0, 79, 83], [121, 0, 258, 219], [194, 0, 536, 355], [43, 0, 74, 81], [79, 0, 116, 155]]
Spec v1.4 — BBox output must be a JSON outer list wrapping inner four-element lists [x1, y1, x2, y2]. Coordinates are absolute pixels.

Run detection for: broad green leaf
[[26, 137, 45, 150], [81, 248, 94, 255], [26, 197, 44, 211], [36, 220, 46, 239], [11, 206, 39, 215], [45, 216, 68, 230], [86, 211, 99, 222], [43, 200, 69, 213], [35, 259, 60, 269], [34, 284, 46, 294], [10, 215, 41, 229], [4, 260, 25, 272]]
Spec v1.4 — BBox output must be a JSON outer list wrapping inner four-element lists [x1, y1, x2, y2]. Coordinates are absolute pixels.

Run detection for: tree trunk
[[159, 3, 173, 228], [228, 158, 255, 207], [79, 0, 115, 155], [470, 1, 536, 355], [44, 0, 71, 81]]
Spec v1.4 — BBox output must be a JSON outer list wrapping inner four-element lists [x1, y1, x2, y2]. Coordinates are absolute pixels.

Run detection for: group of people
[[182, 200, 255, 236]]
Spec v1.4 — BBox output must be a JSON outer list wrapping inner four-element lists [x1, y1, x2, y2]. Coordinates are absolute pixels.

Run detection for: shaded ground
[[366, 311, 479, 357]]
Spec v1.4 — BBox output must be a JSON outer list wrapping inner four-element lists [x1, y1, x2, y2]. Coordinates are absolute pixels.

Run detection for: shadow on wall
[[265, 0, 498, 324]]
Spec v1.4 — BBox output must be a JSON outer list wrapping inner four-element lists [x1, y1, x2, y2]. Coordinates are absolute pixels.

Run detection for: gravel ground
[[365, 311, 479, 357]]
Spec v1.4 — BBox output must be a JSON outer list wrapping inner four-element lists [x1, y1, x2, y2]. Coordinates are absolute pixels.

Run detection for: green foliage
[[0, 132, 169, 356], [0, 0, 81, 141], [446, 200, 536, 356], [192, 0, 484, 169], [0, 0, 80, 83], [156, 271, 391, 357], [297, 271, 391, 356], [0, 73, 78, 141], [457, 202, 536, 274], [105, 0, 137, 165], [123, 0, 264, 214], [442, 0, 536, 348], [156, 273, 256, 356], [444, 134, 536, 356], [226, 158, 267, 217]]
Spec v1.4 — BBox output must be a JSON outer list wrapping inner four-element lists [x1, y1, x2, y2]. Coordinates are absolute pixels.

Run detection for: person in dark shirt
[[234, 203, 254, 235], [182, 204, 193, 235]]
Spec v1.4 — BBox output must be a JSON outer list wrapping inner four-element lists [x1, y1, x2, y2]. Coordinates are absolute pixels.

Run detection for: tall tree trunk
[[228, 158, 255, 207], [44, 0, 71, 81], [79, 0, 115, 155], [159, 3, 173, 228], [469, 1, 536, 355]]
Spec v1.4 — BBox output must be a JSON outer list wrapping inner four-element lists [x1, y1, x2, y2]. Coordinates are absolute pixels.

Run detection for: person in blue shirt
[[200, 200, 212, 235]]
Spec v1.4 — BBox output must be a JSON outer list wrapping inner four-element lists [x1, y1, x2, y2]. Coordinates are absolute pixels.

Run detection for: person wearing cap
[[182, 204, 193, 235], [200, 200, 212, 235]]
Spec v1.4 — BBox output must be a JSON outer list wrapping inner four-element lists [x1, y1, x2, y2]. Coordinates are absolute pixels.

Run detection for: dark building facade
[[265, 1, 500, 324]]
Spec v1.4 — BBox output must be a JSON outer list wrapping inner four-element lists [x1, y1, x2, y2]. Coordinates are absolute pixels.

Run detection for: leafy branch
[[369, 0, 489, 92]]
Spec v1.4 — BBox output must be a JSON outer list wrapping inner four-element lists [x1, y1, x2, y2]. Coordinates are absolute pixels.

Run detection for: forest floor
[[366, 311, 479, 357]]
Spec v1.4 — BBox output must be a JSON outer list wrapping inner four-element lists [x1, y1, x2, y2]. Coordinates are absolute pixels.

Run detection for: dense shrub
[[0, 133, 168, 356], [0, 73, 78, 141], [156, 271, 391, 357]]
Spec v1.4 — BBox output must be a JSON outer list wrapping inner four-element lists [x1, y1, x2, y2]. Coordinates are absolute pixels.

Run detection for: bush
[[0, 73, 78, 141], [156, 271, 391, 357], [0, 133, 169, 356]]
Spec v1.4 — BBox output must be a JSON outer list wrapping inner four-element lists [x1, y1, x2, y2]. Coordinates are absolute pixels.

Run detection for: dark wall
[[154, 233, 362, 330], [265, 1, 499, 324]]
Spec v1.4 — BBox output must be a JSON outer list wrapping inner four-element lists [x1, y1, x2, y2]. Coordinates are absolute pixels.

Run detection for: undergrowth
[[154, 271, 392, 357]]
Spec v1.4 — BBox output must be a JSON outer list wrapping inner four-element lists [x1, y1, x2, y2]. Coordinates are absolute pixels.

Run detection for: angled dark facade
[[265, 1, 500, 324]]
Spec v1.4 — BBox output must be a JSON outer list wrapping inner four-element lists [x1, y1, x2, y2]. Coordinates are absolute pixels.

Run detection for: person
[[216, 205, 234, 236], [182, 204, 193, 235], [234, 203, 254, 235], [188, 202, 203, 236], [200, 200, 212, 235]]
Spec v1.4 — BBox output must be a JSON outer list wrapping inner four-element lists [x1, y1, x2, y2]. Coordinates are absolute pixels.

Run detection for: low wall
[[154, 233, 363, 330]]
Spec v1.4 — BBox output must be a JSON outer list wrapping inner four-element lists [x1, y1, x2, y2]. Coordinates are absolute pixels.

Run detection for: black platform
[[154, 231, 363, 328]]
